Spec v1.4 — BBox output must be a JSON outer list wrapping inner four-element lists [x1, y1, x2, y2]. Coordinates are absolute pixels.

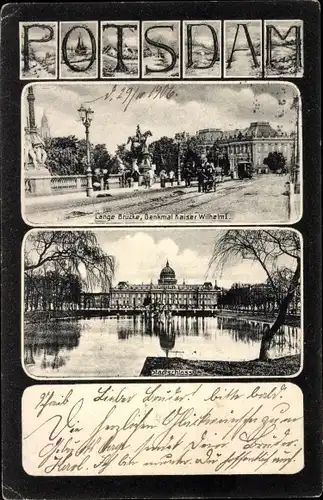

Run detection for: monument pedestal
[[138, 154, 153, 177], [25, 168, 52, 195]]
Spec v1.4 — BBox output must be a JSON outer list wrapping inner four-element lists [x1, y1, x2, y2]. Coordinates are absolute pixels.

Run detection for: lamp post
[[175, 132, 186, 186], [78, 104, 94, 197], [294, 104, 300, 194]]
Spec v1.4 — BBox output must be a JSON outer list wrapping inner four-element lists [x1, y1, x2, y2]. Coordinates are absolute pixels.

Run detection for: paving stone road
[[24, 174, 298, 226]]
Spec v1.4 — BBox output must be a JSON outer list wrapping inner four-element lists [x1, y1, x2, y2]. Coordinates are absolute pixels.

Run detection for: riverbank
[[24, 309, 301, 326], [140, 354, 301, 377], [217, 310, 300, 327], [24, 310, 81, 323]]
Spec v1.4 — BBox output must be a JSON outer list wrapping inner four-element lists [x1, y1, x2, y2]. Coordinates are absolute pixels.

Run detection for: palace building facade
[[195, 121, 295, 172], [80, 261, 220, 312]]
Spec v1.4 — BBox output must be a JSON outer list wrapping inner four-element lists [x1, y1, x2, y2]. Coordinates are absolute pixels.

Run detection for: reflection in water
[[24, 320, 81, 371], [24, 314, 302, 377]]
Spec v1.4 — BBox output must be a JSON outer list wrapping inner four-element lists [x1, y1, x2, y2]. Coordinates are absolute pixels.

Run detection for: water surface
[[24, 314, 301, 377]]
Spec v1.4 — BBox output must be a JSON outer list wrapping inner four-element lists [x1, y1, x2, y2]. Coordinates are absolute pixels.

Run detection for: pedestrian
[[143, 171, 150, 188], [132, 168, 139, 189], [159, 169, 167, 188], [197, 167, 206, 193], [197, 167, 202, 192], [149, 168, 154, 188], [169, 169, 175, 187], [185, 166, 192, 187], [125, 169, 132, 188], [103, 169, 110, 190], [215, 164, 223, 184], [93, 168, 101, 191], [119, 168, 126, 188], [206, 163, 215, 192]]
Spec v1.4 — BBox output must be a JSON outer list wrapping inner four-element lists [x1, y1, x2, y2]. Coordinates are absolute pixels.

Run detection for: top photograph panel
[[22, 80, 302, 226]]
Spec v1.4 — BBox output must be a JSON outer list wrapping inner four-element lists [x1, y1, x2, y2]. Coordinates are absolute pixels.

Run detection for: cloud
[[27, 82, 299, 153], [97, 231, 283, 289], [225, 21, 261, 48], [99, 232, 210, 285]]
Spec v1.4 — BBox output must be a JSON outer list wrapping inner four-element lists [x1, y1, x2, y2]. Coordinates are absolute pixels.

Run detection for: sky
[[225, 21, 261, 54], [143, 22, 180, 51], [102, 22, 139, 49], [93, 229, 297, 288], [24, 229, 299, 290], [20, 23, 57, 59], [60, 22, 98, 47], [265, 19, 303, 43], [186, 21, 221, 49], [24, 82, 299, 155]]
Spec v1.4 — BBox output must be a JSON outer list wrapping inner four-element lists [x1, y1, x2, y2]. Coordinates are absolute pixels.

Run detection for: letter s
[[144, 25, 177, 74]]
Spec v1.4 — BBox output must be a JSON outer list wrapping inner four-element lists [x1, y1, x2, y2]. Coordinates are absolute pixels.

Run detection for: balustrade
[[25, 173, 120, 195]]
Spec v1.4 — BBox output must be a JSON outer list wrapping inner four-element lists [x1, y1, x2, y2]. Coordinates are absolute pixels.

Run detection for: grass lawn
[[140, 354, 301, 377]]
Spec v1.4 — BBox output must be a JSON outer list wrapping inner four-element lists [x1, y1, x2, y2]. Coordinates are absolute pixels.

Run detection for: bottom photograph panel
[[22, 228, 302, 379], [22, 382, 304, 476]]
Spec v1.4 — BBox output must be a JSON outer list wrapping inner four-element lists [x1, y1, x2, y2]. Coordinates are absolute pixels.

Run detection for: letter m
[[266, 23, 302, 74]]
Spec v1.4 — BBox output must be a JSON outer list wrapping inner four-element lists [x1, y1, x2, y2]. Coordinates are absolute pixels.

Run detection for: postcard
[[22, 81, 302, 226], [1, 2, 321, 499], [22, 227, 302, 380]]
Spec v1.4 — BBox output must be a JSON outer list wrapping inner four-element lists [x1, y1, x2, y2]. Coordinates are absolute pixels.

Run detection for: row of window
[[111, 293, 217, 300], [111, 298, 216, 306], [223, 142, 290, 155], [257, 143, 290, 153]]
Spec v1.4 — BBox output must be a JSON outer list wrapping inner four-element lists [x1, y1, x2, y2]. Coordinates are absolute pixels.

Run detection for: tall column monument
[[24, 86, 51, 195]]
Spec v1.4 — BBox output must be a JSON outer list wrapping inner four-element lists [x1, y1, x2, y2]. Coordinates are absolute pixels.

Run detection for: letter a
[[225, 21, 261, 77]]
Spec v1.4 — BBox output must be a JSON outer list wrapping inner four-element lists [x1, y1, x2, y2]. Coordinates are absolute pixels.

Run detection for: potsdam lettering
[[20, 20, 303, 80]]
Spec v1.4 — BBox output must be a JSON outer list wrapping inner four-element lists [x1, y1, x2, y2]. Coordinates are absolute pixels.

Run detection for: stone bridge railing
[[51, 175, 88, 193], [25, 174, 121, 196]]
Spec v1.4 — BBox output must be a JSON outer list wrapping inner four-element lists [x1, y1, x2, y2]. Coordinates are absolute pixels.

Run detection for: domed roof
[[158, 260, 177, 285], [160, 260, 175, 278], [245, 121, 278, 138]]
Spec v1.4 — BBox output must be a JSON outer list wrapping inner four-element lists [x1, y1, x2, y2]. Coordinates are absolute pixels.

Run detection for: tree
[[209, 230, 301, 360], [151, 137, 178, 173], [184, 136, 201, 169], [207, 140, 220, 165], [45, 137, 113, 176], [24, 269, 83, 311], [24, 231, 115, 292], [45, 136, 87, 176], [263, 151, 286, 172], [208, 141, 231, 175], [92, 144, 112, 171], [115, 143, 133, 168]]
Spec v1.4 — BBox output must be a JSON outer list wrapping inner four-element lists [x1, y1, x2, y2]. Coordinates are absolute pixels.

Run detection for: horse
[[127, 130, 152, 157]]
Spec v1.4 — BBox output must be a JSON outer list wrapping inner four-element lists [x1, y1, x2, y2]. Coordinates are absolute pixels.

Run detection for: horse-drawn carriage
[[204, 173, 217, 192], [204, 165, 223, 192], [237, 161, 253, 180]]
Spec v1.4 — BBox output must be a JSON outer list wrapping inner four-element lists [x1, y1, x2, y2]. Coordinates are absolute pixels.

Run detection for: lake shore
[[24, 310, 81, 323], [217, 310, 300, 327], [140, 354, 301, 377], [24, 309, 301, 327]]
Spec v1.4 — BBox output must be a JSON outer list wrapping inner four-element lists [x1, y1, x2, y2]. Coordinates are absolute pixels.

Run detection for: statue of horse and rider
[[126, 125, 152, 169]]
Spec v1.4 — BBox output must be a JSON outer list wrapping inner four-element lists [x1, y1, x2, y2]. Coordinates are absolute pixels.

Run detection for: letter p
[[21, 23, 56, 73]]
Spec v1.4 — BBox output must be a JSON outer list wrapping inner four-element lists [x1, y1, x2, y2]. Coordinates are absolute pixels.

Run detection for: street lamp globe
[[78, 104, 86, 122], [87, 107, 94, 123]]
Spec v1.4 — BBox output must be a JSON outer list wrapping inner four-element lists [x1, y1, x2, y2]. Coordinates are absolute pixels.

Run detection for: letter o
[[62, 26, 96, 73]]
